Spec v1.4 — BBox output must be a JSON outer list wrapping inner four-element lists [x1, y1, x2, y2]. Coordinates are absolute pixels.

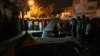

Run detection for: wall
[[96, 9, 100, 17]]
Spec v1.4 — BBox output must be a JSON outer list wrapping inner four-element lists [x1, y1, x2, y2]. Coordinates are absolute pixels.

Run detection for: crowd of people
[[17, 18, 49, 32], [17, 15, 100, 56], [57, 15, 100, 56], [0, 14, 100, 45], [69, 15, 100, 46], [0, 14, 100, 56], [18, 15, 100, 43]]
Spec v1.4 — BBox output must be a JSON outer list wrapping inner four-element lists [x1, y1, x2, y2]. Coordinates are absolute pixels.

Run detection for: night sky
[[35, 0, 73, 13], [35, 0, 73, 7], [88, 0, 97, 2], [53, 0, 73, 13]]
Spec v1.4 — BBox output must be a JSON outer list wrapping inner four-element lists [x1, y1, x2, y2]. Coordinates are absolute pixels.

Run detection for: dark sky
[[54, 0, 73, 7], [88, 0, 97, 2], [53, 0, 73, 13], [35, 0, 73, 7], [35, 0, 73, 13]]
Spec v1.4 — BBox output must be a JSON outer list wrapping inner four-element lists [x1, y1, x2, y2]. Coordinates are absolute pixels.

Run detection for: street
[[0, 30, 80, 56]]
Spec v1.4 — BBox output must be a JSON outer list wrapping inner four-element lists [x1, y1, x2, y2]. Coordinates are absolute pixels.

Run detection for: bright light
[[18, 0, 44, 19], [28, 0, 34, 6]]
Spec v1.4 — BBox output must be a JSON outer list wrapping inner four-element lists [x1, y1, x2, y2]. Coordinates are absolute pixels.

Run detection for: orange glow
[[28, 6, 43, 18], [61, 12, 71, 17], [66, 12, 70, 16], [19, 0, 44, 19], [28, 0, 34, 6]]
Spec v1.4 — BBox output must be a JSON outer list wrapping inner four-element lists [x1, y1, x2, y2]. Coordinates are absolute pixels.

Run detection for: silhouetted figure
[[71, 18, 77, 37], [77, 16, 82, 39]]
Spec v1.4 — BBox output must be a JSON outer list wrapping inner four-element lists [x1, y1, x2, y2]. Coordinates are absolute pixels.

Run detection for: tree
[[40, 3, 54, 17], [1, 0, 20, 19], [33, 0, 53, 17], [0, 0, 21, 38]]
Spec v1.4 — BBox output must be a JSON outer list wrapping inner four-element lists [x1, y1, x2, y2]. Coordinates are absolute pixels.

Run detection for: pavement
[[33, 36, 79, 43], [0, 30, 80, 56], [0, 30, 42, 46], [0, 31, 79, 48]]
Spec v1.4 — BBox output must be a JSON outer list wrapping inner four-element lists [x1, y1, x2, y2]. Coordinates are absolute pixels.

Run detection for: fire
[[29, 6, 43, 17], [19, 0, 44, 19], [28, 0, 34, 6]]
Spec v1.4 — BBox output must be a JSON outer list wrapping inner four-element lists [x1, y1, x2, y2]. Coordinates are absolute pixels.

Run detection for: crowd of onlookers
[[0, 15, 100, 56], [18, 15, 100, 44], [49, 15, 100, 48], [17, 18, 49, 32], [17, 15, 100, 56], [69, 15, 100, 46], [57, 15, 100, 56], [57, 15, 100, 46], [0, 14, 100, 46]]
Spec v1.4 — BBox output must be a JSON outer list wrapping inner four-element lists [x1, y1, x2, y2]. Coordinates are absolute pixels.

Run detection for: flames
[[27, 6, 43, 19], [18, 2, 73, 20], [19, 3, 43, 19]]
